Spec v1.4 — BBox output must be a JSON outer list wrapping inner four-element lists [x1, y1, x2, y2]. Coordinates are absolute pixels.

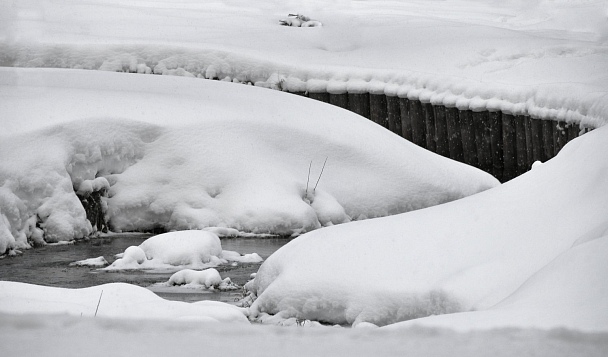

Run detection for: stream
[[0, 233, 290, 304]]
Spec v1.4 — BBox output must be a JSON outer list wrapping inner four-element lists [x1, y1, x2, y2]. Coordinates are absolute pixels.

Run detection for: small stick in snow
[[306, 160, 312, 197], [94, 290, 103, 317], [313, 157, 328, 193]]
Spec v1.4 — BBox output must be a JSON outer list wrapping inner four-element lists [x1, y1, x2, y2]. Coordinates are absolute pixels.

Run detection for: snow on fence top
[[1, 0, 607, 127]]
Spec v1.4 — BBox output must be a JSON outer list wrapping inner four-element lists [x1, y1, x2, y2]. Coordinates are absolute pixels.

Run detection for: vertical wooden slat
[[308, 92, 330, 103], [542, 119, 554, 161], [446, 107, 464, 162], [460, 110, 478, 167], [554, 121, 568, 156], [348, 93, 371, 119], [387, 96, 401, 135], [473, 111, 493, 175], [370, 94, 388, 128], [529, 118, 544, 163], [409, 100, 426, 147], [423, 102, 436, 152], [489, 111, 504, 181], [434, 105, 450, 157], [329, 93, 348, 109], [400, 98, 412, 141], [502, 114, 517, 182], [567, 122, 580, 141], [514, 115, 528, 176]]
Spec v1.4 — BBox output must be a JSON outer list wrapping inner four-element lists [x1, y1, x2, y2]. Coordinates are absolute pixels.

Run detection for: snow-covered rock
[[0, 281, 248, 323], [0, 68, 497, 251], [103, 230, 263, 271], [248, 124, 608, 330]]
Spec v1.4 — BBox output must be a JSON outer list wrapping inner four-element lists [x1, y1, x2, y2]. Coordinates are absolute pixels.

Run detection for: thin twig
[[313, 157, 328, 193], [94, 290, 103, 317], [305, 160, 312, 196]]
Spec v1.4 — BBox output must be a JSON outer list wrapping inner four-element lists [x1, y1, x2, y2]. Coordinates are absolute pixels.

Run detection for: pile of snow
[[104, 231, 262, 271], [279, 14, 322, 27], [0, 281, 248, 323], [0, 67, 497, 253], [69, 256, 109, 267], [1, 0, 607, 125], [159, 268, 239, 291], [247, 124, 608, 331]]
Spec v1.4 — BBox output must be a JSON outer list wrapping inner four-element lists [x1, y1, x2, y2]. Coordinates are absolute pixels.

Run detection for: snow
[[0, 281, 248, 323], [104, 230, 263, 271], [1, 0, 606, 126], [0, 67, 497, 253], [159, 268, 239, 291], [69, 256, 109, 267], [248, 124, 608, 330]]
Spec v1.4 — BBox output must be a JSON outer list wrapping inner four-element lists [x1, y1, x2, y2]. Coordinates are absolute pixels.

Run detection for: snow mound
[[69, 256, 109, 267], [248, 124, 608, 330], [0, 281, 248, 323], [159, 268, 239, 291], [0, 68, 498, 251], [103, 230, 262, 271]]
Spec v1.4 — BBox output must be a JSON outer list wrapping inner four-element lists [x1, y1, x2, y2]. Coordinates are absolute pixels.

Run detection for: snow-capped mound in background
[[104, 231, 263, 271], [0, 68, 498, 253], [247, 124, 608, 330], [2, 0, 607, 126], [0, 281, 248, 323]]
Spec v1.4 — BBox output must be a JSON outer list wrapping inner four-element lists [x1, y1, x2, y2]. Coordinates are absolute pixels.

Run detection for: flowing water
[[0, 233, 290, 304]]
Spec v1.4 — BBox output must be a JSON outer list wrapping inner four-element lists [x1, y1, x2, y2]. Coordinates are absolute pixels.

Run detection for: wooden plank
[[459, 110, 478, 167], [423, 102, 436, 152], [514, 115, 528, 176], [567, 122, 580, 141], [542, 119, 554, 161], [400, 98, 413, 141], [329, 93, 349, 109], [489, 111, 504, 181], [433, 105, 450, 157], [370, 94, 389, 128], [348, 93, 371, 119], [472, 111, 493, 175], [529, 118, 544, 163], [502, 114, 517, 182], [554, 121, 568, 156], [409, 100, 426, 147], [387, 96, 401, 135], [446, 107, 464, 162], [308, 92, 330, 103]]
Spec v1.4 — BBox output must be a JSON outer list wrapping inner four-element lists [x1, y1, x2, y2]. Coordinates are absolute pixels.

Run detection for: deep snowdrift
[[0, 281, 248, 323], [0, 67, 497, 253], [248, 124, 608, 329], [2, 0, 607, 126]]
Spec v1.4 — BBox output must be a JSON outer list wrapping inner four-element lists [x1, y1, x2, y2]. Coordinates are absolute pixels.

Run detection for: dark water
[[0, 233, 290, 304]]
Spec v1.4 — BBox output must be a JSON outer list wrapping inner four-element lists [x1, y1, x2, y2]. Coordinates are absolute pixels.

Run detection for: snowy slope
[[1, 0, 607, 126], [0, 281, 248, 323], [0, 67, 497, 252], [248, 124, 608, 329]]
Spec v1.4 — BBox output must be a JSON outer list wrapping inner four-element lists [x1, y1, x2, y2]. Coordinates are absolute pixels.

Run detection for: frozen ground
[[2, 0, 607, 126]]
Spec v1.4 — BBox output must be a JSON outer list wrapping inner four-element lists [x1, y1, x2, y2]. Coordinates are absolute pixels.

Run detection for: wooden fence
[[290, 91, 591, 182]]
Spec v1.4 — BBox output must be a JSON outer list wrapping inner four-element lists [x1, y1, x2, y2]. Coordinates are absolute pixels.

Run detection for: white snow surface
[[104, 231, 263, 271], [0, 281, 248, 323], [248, 124, 608, 330], [0, 67, 497, 252], [69, 256, 109, 267], [2, 0, 607, 126]]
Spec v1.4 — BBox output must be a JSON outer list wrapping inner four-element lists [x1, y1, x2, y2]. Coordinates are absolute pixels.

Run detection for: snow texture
[[0, 281, 248, 323], [69, 256, 109, 267], [1, 0, 607, 126], [248, 124, 608, 330], [103, 231, 262, 271], [0, 67, 497, 253]]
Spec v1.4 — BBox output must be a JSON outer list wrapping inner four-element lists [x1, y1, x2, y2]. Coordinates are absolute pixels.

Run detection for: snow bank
[[2, 0, 607, 126], [0, 67, 497, 251], [3, 312, 607, 357], [248, 124, 608, 329], [104, 231, 262, 271], [0, 281, 248, 323], [388, 234, 608, 332], [69, 256, 109, 267]]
